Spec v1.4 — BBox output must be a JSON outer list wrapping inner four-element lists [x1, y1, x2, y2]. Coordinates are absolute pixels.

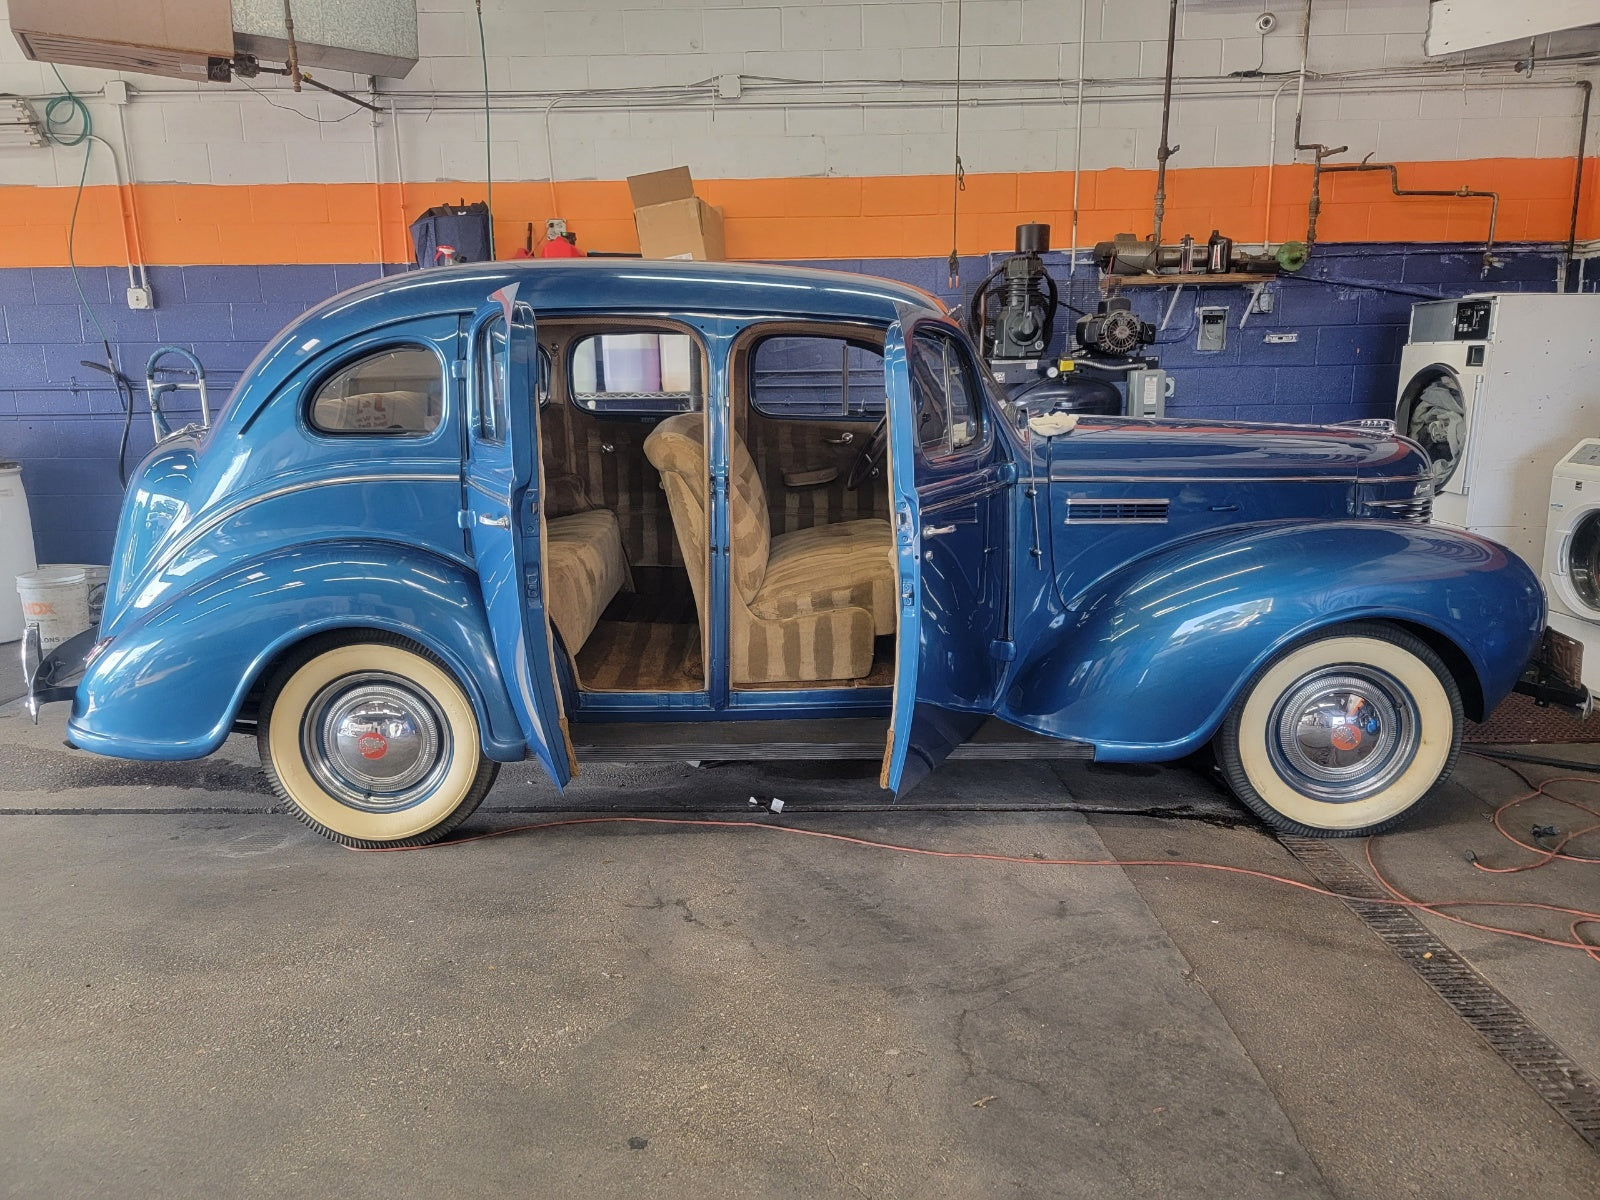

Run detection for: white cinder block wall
[[0, 0, 1595, 190]]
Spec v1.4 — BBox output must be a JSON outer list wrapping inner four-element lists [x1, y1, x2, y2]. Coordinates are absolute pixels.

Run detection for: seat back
[[643, 413, 773, 611]]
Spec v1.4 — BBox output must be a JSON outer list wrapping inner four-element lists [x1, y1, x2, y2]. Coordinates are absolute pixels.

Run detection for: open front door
[[464, 284, 574, 788], [881, 315, 1012, 794]]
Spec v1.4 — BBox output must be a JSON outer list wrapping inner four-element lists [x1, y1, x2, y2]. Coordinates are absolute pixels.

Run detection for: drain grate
[[1278, 835, 1600, 1153]]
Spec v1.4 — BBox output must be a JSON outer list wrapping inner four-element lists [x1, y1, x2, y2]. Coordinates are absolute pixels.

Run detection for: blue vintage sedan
[[25, 260, 1543, 846]]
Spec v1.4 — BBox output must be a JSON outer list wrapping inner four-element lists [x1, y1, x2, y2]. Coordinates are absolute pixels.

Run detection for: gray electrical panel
[[1125, 368, 1168, 419], [1197, 307, 1228, 352]]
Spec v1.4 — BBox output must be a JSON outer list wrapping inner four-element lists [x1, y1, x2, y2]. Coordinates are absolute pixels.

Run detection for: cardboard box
[[627, 166, 725, 261]]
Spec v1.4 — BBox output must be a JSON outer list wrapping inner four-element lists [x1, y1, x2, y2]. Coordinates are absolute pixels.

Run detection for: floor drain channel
[[1278, 835, 1600, 1153]]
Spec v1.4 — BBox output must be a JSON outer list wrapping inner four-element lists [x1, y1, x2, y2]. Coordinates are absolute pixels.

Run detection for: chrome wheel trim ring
[[302, 673, 451, 812], [1265, 667, 1419, 804]]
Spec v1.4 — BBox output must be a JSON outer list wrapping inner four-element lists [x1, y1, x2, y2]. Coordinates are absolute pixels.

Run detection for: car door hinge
[[450, 360, 468, 379], [996, 461, 1018, 485], [456, 509, 473, 530], [988, 639, 1016, 662]]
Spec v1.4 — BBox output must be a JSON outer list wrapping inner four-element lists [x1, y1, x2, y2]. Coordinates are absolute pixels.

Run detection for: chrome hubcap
[[1267, 667, 1419, 803], [303, 673, 450, 811]]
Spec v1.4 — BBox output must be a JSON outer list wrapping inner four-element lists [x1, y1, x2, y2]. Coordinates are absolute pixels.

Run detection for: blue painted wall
[[0, 244, 1582, 564]]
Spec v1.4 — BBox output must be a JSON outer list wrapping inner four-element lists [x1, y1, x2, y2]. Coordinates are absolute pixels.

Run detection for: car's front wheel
[[1215, 622, 1463, 836], [258, 633, 499, 848]]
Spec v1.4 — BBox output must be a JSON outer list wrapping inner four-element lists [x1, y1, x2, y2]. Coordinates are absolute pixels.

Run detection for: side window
[[309, 345, 443, 436], [476, 317, 509, 443], [750, 334, 885, 419], [910, 329, 983, 457], [570, 331, 701, 415]]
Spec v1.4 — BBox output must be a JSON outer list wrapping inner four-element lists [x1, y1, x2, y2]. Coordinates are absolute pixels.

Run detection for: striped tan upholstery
[[545, 509, 632, 658], [541, 401, 681, 568], [644, 413, 895, 684]]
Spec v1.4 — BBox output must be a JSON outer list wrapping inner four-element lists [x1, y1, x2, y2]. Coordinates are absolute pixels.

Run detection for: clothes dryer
[[1398, 294, 1600, 569]]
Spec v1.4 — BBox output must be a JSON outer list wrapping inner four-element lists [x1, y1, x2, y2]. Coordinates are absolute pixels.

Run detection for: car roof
[[219, 259, 948, 435], [309, 258, 946, 328]]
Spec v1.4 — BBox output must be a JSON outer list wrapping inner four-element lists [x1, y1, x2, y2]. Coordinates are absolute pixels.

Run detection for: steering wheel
[[845, 416, 889, 491]]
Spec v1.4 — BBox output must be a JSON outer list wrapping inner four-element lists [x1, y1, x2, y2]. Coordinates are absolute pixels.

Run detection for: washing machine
[[1543, 439, 1600, 698], [1396, 293, 1600, 570]]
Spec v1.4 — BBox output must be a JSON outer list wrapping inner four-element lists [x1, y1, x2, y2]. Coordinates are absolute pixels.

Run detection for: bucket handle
[[145, 347, 211, 442]]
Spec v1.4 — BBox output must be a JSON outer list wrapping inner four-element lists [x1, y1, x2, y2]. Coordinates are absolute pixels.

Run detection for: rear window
[[570, 332, 701, 415], [309, 345, 443, 436], [750, 334, 885, 419]]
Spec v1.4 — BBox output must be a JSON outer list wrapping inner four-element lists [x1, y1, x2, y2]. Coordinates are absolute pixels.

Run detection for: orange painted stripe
[[0, 159, 1593, 269]]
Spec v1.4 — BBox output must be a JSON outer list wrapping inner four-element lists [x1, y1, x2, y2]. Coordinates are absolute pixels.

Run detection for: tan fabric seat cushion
[[757, 520, 896, 636], [643, 412, 892, 684], [545, 508, 631, 657]]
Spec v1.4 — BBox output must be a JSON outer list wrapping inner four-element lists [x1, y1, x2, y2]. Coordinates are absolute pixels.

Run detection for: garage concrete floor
[[2, 656, 1597, 1198]]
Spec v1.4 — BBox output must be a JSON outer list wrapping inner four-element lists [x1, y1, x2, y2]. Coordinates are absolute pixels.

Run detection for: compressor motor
[[1074, 298, 1154, 358]]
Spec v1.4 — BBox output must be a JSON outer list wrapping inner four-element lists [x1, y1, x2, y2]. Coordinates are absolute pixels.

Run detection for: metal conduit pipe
[[1069, 0, 1087, 275], [1149, 0, 1180, 253], [1563, 79, 1592, 292], [1317, 156, 1501, 276]]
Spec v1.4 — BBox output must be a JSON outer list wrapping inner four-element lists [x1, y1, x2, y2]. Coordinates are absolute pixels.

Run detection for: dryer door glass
[[1567, 511, 1600, 613], [1398, 366, 1466, 490]]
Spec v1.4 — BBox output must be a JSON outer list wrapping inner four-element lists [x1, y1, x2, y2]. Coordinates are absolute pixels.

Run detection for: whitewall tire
[[258, 633, 499, 847], [1215, 623, 1463, 836]]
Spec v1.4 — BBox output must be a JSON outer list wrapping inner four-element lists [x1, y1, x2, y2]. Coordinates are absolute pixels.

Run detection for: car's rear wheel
[[258, 633, 498, 848], [1215, 622, 1463, 837]]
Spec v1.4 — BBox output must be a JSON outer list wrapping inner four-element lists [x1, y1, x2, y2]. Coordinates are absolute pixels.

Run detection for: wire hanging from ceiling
[[947, 0, 967, 290], [476, 0, 495, 258]]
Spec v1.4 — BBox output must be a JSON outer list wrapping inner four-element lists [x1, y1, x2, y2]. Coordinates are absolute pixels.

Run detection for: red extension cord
[[348, 752, 1600, 964]]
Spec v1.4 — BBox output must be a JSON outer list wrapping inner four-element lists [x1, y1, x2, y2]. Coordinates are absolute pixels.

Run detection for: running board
[[570, 716, 1094, 763]]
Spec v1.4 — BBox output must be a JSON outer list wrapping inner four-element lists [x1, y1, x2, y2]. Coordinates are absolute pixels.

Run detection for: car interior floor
[[576, 565, 703, 692]]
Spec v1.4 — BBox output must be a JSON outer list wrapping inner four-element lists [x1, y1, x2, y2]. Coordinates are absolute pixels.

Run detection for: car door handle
[[477, 513, 511, 529], [923, 524, 957, 537], [823, 432, 855, 445]]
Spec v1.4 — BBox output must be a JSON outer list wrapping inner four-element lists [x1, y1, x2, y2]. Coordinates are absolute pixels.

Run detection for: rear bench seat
[[544, 508, 631, 657]]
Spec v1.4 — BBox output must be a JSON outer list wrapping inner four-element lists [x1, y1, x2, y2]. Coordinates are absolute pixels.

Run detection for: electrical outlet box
[[103, 80, 129, 106], [1250, 287, 1274, 314], [126, 286, 152, 310], [1197, 307, 1228, 353]]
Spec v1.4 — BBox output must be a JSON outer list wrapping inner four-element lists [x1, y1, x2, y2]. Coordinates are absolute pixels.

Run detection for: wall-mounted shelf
[[1101, 272, 1275, 289]]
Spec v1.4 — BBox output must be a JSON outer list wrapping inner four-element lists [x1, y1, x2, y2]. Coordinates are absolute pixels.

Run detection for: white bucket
[[0, 463, 38, 643], [16, 567, 90, 651], [60, 563, 111, 625]]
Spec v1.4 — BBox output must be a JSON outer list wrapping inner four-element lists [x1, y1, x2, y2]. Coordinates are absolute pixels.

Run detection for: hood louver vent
[[1065, 498, 1170, 523]]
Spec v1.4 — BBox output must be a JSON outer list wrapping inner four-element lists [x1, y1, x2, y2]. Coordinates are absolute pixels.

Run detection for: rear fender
[[1003, 521, 1543, 761], [67, 541, 527, 763]]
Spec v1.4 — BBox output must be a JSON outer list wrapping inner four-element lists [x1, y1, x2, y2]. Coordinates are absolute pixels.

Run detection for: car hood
[[1046, 417, 1429, 483]]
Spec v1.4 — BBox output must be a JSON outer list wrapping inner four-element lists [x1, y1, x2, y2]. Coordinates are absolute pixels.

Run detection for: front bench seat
[[644, 412, 896, 685]]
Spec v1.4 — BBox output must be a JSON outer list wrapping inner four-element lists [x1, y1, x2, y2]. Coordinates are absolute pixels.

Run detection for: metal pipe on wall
[[1318, 157, 1501, 275], [1068, 0, 1087, 274], [1149, 0, 1180, 252], [1291, 0, 1347, 257], [1563, 79, 1592, 292]]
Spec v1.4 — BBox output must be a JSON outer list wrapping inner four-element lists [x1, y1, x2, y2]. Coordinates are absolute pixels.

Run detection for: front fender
[[1003, 521, 1543, 761], [67, 541, 528, 763]]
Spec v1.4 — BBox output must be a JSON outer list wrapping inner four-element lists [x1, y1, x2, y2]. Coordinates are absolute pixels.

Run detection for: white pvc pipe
[[1262, 78, 1295, 248]]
